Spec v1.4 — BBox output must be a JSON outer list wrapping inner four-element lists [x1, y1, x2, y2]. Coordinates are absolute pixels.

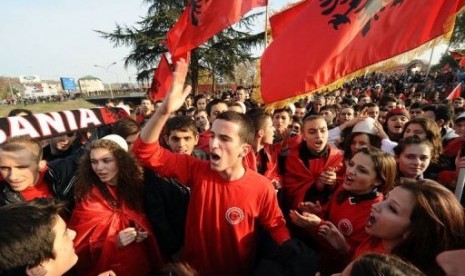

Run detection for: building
[[78, 75, 105, 93]]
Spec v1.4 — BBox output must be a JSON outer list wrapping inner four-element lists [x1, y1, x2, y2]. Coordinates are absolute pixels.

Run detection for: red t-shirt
[[133, 138, 290, 276], [20, 169, 52, 201]]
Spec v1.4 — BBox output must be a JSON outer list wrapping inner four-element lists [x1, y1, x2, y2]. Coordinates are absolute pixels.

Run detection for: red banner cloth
[[260, 0, 465, 106], [166, 0, 267, 57], [269, 0, 310, 40], [149, 53, 173, 102], [447, 83, 463, 100]]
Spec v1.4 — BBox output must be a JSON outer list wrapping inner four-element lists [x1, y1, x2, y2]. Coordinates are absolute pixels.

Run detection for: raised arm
[[139, 59, 192, 143]]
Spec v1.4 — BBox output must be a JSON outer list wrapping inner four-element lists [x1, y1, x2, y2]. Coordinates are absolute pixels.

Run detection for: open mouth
[[210, 153, 221, 161], [366, 213, 376, 227], [314, 140, 324, 147], [345, 176, 353, 185]]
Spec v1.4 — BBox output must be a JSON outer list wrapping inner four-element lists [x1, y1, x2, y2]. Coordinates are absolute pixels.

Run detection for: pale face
[[294, 107, 306, 120], [209, 119, 248, 179], [236, 89, 246, 102], [262, 117, 275, 145], [453, 99, 464, 108], [366, 106, 379, 120], [90, 148, 119, 186], [196, 98, 207, 111], [167, 130, 198, 155], [209, 103, 228, 123], [302, 118, 328, 153], [409, 108, 424, 119], [45, 216, 78, 275], [338, 108, 354, 125], [0, 149, 42, 192], [396, 144, 431, 179], [378, 111, 388, 125], [343, 152, 378, 195], [386, 101, 397, 110], [387, 115, 409, 135], [320, 110, 335, 125], [350, 133, 370, 155], [51, 134, 75, 152], [313, 97, 326, 113], [273, 111, 291, 136], [140, 99, 153, 113], [454, 121, 465, 139], [365, 187, 414, 247], [194, 111, 210, 132], [403, 123, 427, 139], [359, 96, 371, 105]]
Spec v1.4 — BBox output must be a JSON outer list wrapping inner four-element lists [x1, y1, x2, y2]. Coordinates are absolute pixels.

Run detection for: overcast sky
[[0, 0, 294, 84], [0, 0, 445, 84]]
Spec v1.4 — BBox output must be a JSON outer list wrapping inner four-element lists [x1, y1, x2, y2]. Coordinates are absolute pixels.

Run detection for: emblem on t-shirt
[[225, 207, 244, 225], [337, 219, 353, 236]]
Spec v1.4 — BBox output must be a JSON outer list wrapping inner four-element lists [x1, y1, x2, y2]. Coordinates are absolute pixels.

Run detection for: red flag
[[447, 83, 463, 100], [149, 54, 173, 101], [269, 0, 310, 40], [166, 0, 267, 57], [260, 0, 465, 106], [460, 57, 465, 68]]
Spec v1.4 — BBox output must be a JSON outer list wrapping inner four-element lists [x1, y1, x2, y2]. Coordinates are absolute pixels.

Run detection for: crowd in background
[[1, 64, 465, 276]]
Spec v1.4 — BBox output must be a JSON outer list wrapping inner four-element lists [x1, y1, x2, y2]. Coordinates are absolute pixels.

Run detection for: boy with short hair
[[0, 198, 77, 275], [280, 115, 344, 210], [0, 136, 80, 209], [133, 60, 290, 275]]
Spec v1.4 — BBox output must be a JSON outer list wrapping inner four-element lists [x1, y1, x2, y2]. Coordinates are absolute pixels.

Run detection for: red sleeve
[[132, 137, 204, 187], [258, 183, 290, 244]]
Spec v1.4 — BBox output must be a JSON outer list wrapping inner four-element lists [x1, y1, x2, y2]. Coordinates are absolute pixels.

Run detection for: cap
[[375, 83, 382, 88], [352, 117, 378, 135], [101, 134, 128, 152], [456, 111, 465, 123], [385, 107, 410, 122]]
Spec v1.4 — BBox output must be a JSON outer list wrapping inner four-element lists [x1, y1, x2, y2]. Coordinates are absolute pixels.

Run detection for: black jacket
[[0, 147, 83, 209], [143, 168, 190, 259]]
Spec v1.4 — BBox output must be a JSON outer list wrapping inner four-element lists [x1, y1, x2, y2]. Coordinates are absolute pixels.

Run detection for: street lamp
[[94, 62, 117, 98]]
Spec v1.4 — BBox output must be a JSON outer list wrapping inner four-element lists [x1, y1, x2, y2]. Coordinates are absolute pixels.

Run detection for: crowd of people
[[1, 60, 465, 276]]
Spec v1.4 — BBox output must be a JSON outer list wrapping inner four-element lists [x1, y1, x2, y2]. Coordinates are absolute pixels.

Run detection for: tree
[[451, 10, 465, 49], [97, 0, 264, 94]]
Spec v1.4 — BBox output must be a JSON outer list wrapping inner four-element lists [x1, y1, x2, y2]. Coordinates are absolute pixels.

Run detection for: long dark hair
[[74, 139, 144, 211]]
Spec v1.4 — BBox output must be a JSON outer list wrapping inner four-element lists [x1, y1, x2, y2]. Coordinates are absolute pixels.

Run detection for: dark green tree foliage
[[451, 10, 465, 49], [97, 0, 264, 93]]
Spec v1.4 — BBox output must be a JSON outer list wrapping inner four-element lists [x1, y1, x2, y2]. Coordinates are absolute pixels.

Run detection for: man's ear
[[240, 144, 251, 158], [194, 134, 199, 146], [163, 135, 169, 145], [38, 160, 47, 171], [26, 264, 47, 276]]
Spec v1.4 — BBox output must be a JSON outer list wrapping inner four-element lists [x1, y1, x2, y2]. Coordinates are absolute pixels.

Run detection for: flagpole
[[264, 1, 270, 47], [425, 46, 435, 78]]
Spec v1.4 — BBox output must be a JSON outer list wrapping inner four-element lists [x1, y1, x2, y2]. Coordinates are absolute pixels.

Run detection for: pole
[[94, 62, 117, 99], [455, 168, 465, 204], [264, 1, 270, 47], [425, 46, 435, 78]]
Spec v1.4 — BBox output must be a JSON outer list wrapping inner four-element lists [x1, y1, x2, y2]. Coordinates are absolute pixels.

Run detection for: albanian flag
[[260, 0, 465, 106], [149, 53, 173, 102], [447, 83, 463, 100], [166, 0, 267, 57], [269, 0, 310, 40]]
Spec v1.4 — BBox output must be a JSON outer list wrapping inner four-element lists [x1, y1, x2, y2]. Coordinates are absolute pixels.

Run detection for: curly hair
[[74, 139, 144, 211]]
